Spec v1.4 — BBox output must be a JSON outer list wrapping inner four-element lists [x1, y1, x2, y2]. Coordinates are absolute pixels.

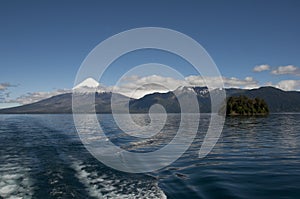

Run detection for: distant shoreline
[[0, 112, 299, 115], [1, 86, 300, 114]]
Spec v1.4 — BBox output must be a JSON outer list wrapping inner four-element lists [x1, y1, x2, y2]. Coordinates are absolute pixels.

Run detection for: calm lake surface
[[0, 114, 300, 198]]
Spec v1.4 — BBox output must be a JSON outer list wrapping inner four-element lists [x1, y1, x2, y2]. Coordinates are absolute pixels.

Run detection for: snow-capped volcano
[[73, 77, 100, 89], [73, 78, 108, 93]]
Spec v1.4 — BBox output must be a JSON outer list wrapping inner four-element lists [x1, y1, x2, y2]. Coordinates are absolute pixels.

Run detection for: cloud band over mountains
[[2, 73, 299, 106], [1, 62, 299, 106]]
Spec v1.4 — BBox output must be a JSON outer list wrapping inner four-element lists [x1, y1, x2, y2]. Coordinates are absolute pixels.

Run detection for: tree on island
[[225, 96, 269, 116]]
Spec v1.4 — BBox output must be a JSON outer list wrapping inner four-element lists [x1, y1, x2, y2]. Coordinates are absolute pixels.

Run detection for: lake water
[[0, 114, 300, 198]]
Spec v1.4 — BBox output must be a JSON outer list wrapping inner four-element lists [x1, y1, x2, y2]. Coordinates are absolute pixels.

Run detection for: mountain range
[[0, 84, 299, 114]]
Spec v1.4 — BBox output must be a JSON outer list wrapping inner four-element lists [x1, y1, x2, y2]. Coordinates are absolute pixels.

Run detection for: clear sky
[[0, 0, 300, 107]]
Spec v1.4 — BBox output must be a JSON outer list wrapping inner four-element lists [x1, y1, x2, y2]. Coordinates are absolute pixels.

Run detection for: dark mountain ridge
[[0, 87, 299, 114]]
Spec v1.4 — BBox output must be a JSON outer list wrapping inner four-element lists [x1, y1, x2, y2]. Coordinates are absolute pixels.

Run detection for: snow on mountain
[[174, 86, 209, 97], [173, 86, 195, 95], [193, 87, 209, 96], [73, 78, 107, 93], [73, 78, 100, 89]]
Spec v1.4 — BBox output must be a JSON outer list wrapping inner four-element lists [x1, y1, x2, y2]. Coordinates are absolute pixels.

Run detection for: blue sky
[[0, 0, 300, 107]]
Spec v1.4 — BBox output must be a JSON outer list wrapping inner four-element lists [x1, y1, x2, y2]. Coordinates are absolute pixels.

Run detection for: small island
[[226, 96, 269, 116]]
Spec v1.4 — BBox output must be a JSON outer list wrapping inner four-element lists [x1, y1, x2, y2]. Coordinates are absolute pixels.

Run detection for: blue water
[[0, 114, 300, 198]]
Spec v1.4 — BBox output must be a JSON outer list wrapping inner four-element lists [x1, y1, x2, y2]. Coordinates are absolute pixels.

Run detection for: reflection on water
[[0, 113, 300, 198]]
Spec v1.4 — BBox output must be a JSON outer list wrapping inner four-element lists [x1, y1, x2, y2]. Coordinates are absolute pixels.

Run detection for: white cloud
[[253, 64, 270, 72], [264, 80, 300, 91], [7, 89, 71, 105], [271, 65, 300, 76], [223, 76, 259, 89], [111, 75, 259, 98], [276, 80, 300, 91], [0, 83, 16, 91], [111, 75, 188, 99], [252, 64, 299, 75], [0, 83, 17, 103], [186, 75, 258, 89]]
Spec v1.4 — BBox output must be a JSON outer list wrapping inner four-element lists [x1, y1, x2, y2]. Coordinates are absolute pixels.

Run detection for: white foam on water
[[0, 156, 34, 199], [71, 159, 167, 199]]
